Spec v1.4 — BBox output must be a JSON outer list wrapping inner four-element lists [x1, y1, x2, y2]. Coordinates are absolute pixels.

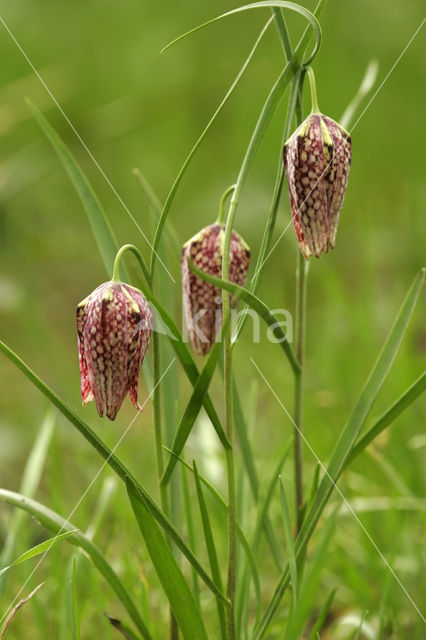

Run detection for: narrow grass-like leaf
[[307, 464, 320, 510], [0, 531, 77, 578], [0, 583, 44, 640], [279, 477, 297, 608], [152, 0, 322, 276], [352, 611, 367, 640], [340, 59, 379, 130], [162, 2, 321, 65], [0, 342, 228, 605], [236, 66, 303, 334], [133, 167, 182, 256], [150, 18, 273, 276], [0, 410, 55, 602], [286, 510, 337, 640], [254, 269, 425, 638], [181, 465, 200, 605], [188, 258, 299, 373], [0, 489, 151, 640], [26, 99, 125, 280], [161, 341, 222, 485], [237, 442, 291, 634], [128, 277, 229, 449], [164, 449, 261, 614], [347, 371, 426, 466], [233, 384, 283, 570], [193, 461, 227, 640], [307, 589, 336, 640], [127, 481, 209, 640], [69, 557, 80, 640], [85, 476, 117, 542], [106, 614, 141, 640]]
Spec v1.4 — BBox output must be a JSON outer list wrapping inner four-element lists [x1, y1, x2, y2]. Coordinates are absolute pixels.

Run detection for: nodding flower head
[[182, 223, 250, 355], [76, 281, 152, 420], [283, 113, 352, 259]]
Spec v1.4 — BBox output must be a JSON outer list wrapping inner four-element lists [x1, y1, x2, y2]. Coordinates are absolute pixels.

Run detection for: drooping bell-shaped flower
[[182, 223, 250, 355], [76, 281, 152, 420], [283, 69, 352, 259]]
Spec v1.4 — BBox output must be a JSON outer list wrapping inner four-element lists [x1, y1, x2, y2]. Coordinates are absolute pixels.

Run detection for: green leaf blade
[[127, 481, 209, 640], [26, 99, 123, 280]]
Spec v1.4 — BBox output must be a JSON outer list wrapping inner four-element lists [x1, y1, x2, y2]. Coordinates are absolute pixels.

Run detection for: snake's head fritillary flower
[[283, 113, 352, 259], [76, 281, 152, 420], [182, 223, 250, 355]]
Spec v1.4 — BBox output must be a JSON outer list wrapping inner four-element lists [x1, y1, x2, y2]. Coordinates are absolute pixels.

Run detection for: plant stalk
[[222, 198, 238, 639], [153, 315, 178, 640], [293, 251, 308, 531]]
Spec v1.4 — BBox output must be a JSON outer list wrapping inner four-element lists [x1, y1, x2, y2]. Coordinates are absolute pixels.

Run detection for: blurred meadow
[[0, 0, 425, 638]]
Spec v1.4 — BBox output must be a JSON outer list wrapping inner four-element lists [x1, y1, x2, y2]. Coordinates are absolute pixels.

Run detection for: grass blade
[[181, 465, 200, 606], [0, 341, 228, 605], [132, 168, 182, 257], [161, 343, 221, 485], [127, 481, 209, 640], [233, 384, 283, 570], [307, 589, 336, 640], [0, 489, 152, 640], [151, 17, 274, 276], [69, 557, 80, 640], [187, 257, 299, 373], [26, 99, 125, 280], [236, 441, 291, 633], [0, 583, 44, 640], [254, 269, 425, 638], [287, 510, 337, 639], [85, 476, 118, 542], [352, 611, 367, 640], [347, 370, 426, 466], [131, 279, 229, 449], [279, 477, 297, 608], [162, 2, 321, 64], [106, 614, 142, 640], [0, 410, 55, 601], [0, 531, 77, 578], [165, 449, 261, 617], [193, 461, 227, 640], [340, 59, 379, 130]]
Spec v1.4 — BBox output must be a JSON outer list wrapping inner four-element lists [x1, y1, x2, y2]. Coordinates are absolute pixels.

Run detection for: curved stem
[[112, 244, 152, 288], [307, 66, 321, 114], [217, 185, 236, 225]]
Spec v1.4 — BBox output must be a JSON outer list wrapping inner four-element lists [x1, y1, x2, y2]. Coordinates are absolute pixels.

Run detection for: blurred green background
[[0, 0, 425, 638]]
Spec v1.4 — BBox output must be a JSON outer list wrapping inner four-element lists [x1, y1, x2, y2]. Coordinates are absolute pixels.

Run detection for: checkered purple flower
[[283, 114, 352, 258], [182, 223, 250, 355], [76, 281, 152, 420]]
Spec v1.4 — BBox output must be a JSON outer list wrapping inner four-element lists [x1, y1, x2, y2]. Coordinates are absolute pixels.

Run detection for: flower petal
[[122, 284, 153, 410], [284, 115, 329, 258], [182, 224, 221, 355], [322, 116, 352, 249]]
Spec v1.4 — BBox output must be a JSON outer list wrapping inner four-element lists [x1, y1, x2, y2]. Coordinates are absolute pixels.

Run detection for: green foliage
[[0, 0, 424, 638]]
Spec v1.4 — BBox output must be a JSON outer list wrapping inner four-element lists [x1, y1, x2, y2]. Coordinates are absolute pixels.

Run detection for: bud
[[76, 281, 152, 420], [182, 223, 250, 355], [283, 114, 352, 258]]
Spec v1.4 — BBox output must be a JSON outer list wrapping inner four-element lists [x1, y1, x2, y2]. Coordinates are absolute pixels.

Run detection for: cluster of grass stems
[[0, 2, 425, 639]]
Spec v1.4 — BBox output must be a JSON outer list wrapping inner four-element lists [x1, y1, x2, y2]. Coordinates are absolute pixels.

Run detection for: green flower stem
[[112, 244, 151, 287], [307, 66, 320, 114], [152, 331, 169, 516], [294, 252, 308, 531], [217, 185, 237, 225], [219, 8, 322, 632]]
